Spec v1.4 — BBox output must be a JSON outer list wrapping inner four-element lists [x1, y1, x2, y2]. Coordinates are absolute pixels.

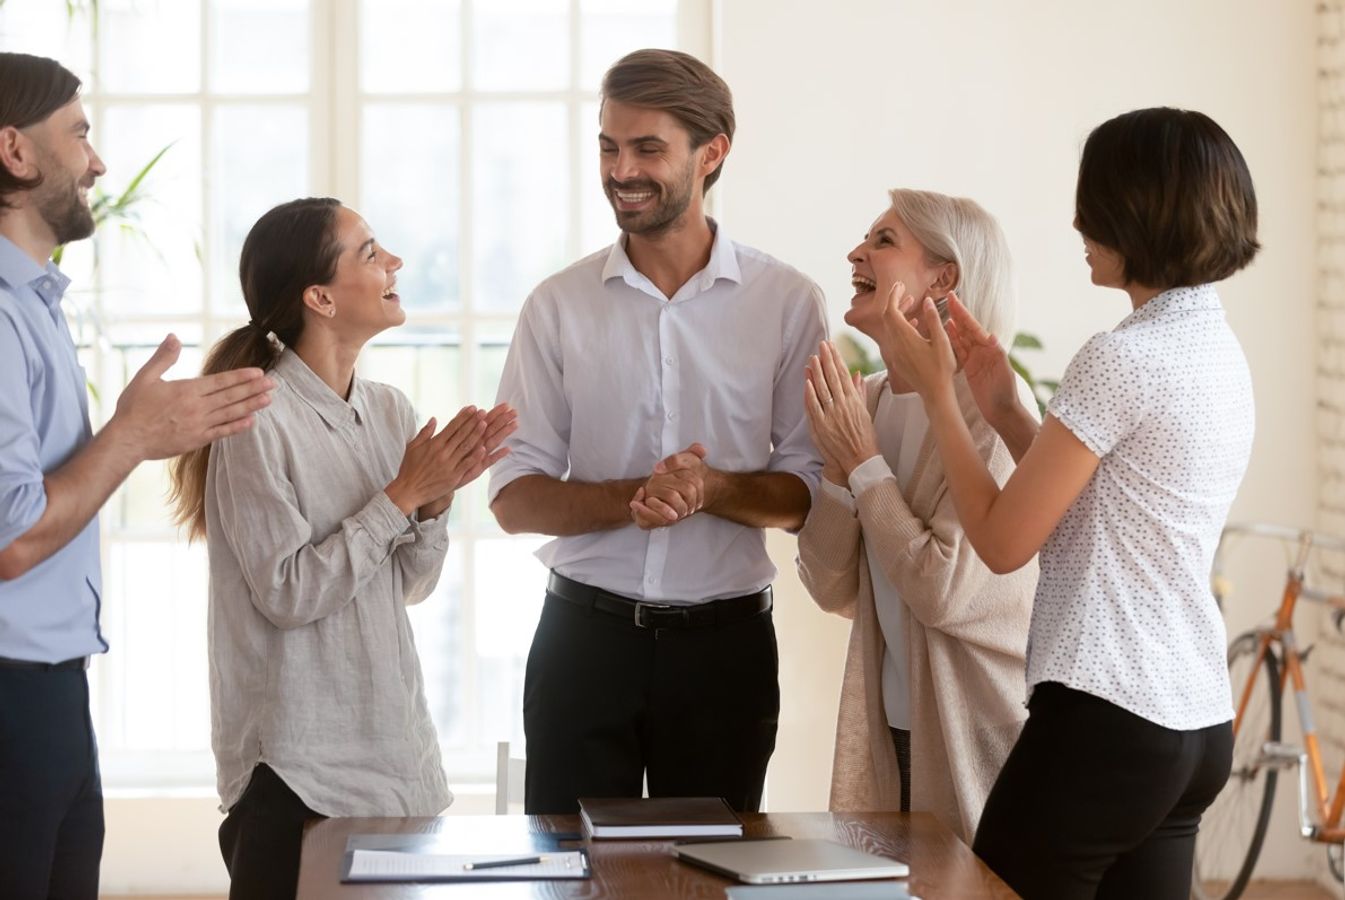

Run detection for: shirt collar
[[600, 217, 743, 298], [1116, 284, 1222, 331], [0, 234, 70, 313], [273, 347, 369, 430]]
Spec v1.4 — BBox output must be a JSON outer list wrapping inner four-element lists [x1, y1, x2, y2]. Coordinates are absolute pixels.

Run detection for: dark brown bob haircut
[[600, 48, 735, 194], [0, 53, 82, 208], [1075, 107, 1260, 288]]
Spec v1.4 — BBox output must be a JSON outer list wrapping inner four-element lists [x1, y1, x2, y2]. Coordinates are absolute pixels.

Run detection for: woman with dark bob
[[872, 108, 1258, 898], [169, 198, 516, 900]]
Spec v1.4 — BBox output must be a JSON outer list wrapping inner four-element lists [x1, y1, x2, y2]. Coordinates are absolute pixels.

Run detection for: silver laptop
[[674, 838, 910, 884]]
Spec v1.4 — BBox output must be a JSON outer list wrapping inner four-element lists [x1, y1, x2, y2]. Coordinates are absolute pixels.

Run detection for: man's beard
[[34, 155, 95, 247], [606, 159, 697, 237]]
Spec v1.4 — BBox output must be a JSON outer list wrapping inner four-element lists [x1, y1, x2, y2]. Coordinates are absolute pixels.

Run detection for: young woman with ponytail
[[169, 197, 516, 900]]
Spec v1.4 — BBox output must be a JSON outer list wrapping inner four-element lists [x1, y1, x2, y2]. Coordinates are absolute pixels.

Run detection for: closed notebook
[[579, 796, 744, 838]]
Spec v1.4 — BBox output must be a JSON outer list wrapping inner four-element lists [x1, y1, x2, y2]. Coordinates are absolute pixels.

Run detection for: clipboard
[[339, 847, 592, 883]]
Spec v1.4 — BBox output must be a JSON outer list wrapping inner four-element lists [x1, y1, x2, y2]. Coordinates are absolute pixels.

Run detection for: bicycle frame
[[1226, 524, 1345, 844]]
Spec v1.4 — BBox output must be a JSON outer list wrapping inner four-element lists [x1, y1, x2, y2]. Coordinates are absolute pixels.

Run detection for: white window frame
[[0, 0, 714, 790]]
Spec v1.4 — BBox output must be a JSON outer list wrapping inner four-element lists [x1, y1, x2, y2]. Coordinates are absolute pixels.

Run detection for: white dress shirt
[[489, 223, 827, 603], [205, 349, 452, 817], [819, 388, 929, 729], [1034, 285, 1254, 730]]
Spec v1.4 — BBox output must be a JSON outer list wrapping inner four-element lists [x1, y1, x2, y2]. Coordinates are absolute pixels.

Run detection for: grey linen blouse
[[204, 348, 452, 816]]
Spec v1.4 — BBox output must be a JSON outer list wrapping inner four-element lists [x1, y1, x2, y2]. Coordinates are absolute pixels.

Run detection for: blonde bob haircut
[[887, 188, 1016, 344]]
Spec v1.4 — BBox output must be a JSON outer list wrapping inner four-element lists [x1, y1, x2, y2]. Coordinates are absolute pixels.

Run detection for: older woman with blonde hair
[[797, 188, 1036, 842]]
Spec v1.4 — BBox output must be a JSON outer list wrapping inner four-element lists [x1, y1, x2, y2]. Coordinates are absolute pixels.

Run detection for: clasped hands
[[386, 402, 519, 520], [628, 442, 718, 530]]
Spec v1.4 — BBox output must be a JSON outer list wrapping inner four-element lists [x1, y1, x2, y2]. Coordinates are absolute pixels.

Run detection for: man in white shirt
[[490, 49, 826, 815]]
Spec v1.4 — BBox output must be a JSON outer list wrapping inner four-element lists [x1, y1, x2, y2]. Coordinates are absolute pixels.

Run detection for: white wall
[[727, 0, 1321, 877]]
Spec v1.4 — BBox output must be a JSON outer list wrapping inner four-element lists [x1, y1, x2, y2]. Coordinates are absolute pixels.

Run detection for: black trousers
[[522, 590, 780, 815], [219, 764, 323, 900], [889, 727, 911, 814], [0, 664, 104, 900], [973, 682, 1234, 900]]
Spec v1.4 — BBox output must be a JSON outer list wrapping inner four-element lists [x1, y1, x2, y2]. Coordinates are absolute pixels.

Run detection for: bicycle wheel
[[1191, 631, 1282, 900]]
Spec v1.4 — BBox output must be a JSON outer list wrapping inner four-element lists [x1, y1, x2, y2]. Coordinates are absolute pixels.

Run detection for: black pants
[[973, 682, 1234, 900], [0, 665, 104, 900], [523, 591, 780, 815], [889, 727, 911, 814], [219, 764, 323, 900]]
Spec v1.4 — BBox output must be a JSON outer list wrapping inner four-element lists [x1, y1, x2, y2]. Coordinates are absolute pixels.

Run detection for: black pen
[[462, 854, 546, 871]]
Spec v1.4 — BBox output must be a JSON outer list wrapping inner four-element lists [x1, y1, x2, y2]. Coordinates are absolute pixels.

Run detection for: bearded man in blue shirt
[[0, 53, 274, 899]]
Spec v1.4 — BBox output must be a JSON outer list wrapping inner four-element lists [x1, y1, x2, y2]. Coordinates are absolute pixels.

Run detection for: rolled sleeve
[[766, 284, 828, 492], [212, 416, 413, 630], [0, 313, 45, 550], [489, 293, 571, 503]]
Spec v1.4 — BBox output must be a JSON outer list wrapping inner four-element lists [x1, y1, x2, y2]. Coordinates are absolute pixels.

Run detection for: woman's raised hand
[[879, 282, 958, 403], [945, 293, 1021, 427], [385, 406, 487, 518], [451, 402, 518, 491], [803, 340, 881, 483]]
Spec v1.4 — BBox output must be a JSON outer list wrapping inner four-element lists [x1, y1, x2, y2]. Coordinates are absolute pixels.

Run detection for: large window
[[0, 0, 705, 786]]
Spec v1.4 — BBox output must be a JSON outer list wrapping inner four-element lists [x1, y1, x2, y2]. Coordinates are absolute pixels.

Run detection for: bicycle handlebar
[[1213, 522, 1345, 610]]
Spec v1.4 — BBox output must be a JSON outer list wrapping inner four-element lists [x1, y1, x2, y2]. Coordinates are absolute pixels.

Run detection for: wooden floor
[[1241, 883, 1337, 899], [104, 884, 1340, 900]]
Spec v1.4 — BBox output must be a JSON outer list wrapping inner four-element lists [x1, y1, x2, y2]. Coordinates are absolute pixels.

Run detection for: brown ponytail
[[168, 197, 343, 540]]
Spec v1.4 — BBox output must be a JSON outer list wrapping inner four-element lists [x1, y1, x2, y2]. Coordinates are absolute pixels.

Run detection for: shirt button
[[667, 411, 676, 420], [646, 576, 655, 584], [664, 356, 674, 365]]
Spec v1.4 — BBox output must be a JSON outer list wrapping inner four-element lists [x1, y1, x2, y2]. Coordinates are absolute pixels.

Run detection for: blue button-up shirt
[[0, 234, 107, 663]]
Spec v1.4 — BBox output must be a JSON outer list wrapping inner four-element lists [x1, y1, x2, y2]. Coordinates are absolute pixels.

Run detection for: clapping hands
[[803, 340, 880, 485], [386, 402, 518, 519]]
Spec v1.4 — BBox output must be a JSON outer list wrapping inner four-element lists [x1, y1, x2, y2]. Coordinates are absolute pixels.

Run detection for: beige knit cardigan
[[796, 372, 1038, 843]]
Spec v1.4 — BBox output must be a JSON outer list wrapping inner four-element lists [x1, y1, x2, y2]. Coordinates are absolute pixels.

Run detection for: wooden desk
[[298, 811, 1019, 899]]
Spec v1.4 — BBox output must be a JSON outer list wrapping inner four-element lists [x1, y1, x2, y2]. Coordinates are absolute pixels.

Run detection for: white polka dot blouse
[[1031, 284, 1255, 731]]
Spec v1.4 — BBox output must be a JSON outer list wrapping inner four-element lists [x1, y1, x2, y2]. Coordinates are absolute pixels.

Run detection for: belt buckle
[[633, 601, 674, 629]]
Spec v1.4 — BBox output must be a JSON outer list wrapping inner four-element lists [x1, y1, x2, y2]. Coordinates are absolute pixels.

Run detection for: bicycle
[[1192, 523, 1345, 900]]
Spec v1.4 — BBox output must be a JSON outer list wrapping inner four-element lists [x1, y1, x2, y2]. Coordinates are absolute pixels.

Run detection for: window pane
[[361, 0, 460, 93], [107, 541, 211, 751], [467, 330, 511, 533], [473, 537, 547, 752], [98, 105, 204, 317], [359, 339, 465, 529], [210, 105, 310, 318], [472, 102, 568, 312], [101, 0, 201, 94], [96, 332, 204, 531], [361, 103, 461, 310], [579, 0, 676, 89], [407, 548, 467, 747], [472, 0, 568, 91], [210, 0, 310, 94], [579, 99, 616, 256], [0, 1, 94, 82]]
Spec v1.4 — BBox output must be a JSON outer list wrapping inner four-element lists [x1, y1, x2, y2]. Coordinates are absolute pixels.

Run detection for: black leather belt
[[547, 571, 772, 629], [0, 655, 87, 671]]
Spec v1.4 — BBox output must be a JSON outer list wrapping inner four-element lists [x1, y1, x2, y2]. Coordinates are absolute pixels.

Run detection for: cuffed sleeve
[[488, 292, 570, 505], [0, 312, 45, 550], [211, 414, 414, 630], [766, 284, 828, 494]]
